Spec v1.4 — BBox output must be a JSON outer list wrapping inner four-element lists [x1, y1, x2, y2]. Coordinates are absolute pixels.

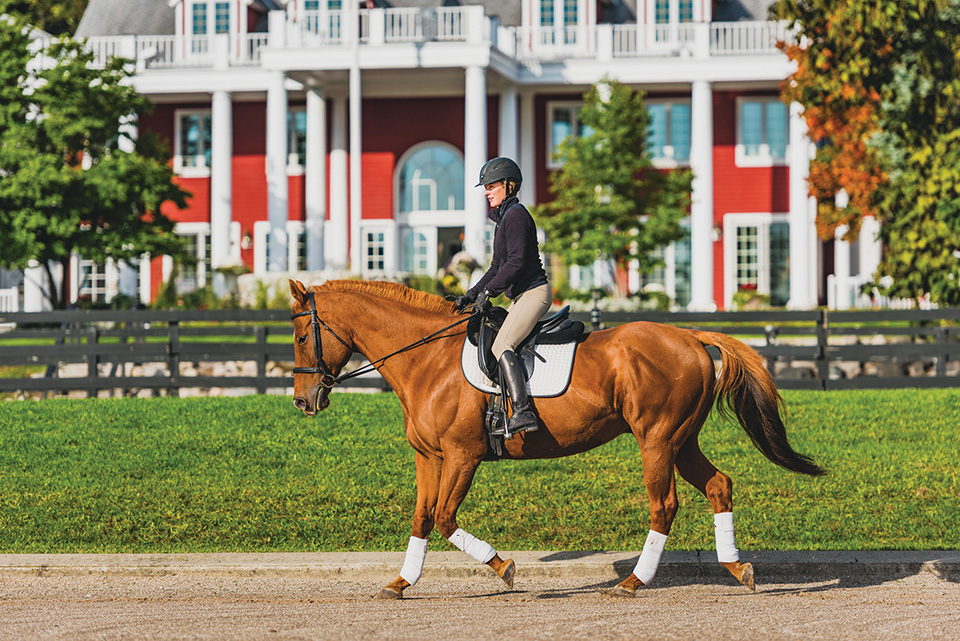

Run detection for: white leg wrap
[[632, 529, 668, 585], [448, 528, 496, 564], [714, 512, 740, 563], [399, 536, 428, 586]]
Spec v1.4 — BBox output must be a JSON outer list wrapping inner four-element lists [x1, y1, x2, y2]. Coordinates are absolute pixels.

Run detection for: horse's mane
[[317, 280, 456, 315]]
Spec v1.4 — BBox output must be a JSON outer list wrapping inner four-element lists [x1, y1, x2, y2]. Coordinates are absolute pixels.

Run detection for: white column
[[860, 216, 882, 280], [348, 64, 363, 274], [689, 80, 715, 311], [499, 85, 518, 162], [834, 224, 851, 309], [463, 65, 488, 263], [305, 87, 327, 271], [266, 72, 289, 273], [519, 89, 536, 206], [327, 93, 349, 270], [787, 101, 815, 309], [210, 90, 233, 295]]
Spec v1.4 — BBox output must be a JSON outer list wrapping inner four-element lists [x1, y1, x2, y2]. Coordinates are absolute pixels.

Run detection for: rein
[[291, 290, 477, 388]]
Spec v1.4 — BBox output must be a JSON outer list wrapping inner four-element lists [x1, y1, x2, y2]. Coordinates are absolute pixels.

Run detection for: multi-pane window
[[679, 0, 694, 22], [647, 101, 691, 163], [365, 231, 385, 272], [288, 109, 307, 167], [548, 103, 594, 167], [215, 2, 230, 33], [177, 111, 212, 171], [178, 230, 211, 292], [192, 2, 207, 35], [739, 98, 789, 163], [403, 230, 430, 274], [736, 226, 760, 289], [655, 0, 669, 23], [540, 0, 555, 26], [398, 145, 464, 213], [78, 260, 108, 304], [769, 222, 790, 306]]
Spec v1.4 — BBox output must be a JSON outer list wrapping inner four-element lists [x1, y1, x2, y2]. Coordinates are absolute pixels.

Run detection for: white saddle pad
[[461, 337, 577, 397]]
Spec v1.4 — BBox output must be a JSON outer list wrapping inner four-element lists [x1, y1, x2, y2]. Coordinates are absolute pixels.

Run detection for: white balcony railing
[[78, 13, 790, 71]]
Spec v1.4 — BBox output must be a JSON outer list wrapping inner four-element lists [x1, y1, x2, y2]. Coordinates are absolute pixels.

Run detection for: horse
[[288, 278, 824, 599]]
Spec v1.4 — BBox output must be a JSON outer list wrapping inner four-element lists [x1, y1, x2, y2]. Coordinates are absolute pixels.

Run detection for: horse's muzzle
[[293, 386, 330, 415]]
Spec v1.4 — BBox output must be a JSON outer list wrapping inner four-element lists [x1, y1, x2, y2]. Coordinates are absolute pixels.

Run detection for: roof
[[75, 0, 175, 37]]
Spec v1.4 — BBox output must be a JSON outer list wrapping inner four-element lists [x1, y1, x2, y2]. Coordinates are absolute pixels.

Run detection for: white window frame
[[735, 97, 790, 168], [361, 224, 395, 278], [722, 213, 789, 308], [646, 98, 692, 169], [253, 220, 310, 275], [174, 108, 212, 177], [401, 226, 438, 276], [71, 256, 115, 305], [174, 222, 212, 292], [546, 101, 586, 169]]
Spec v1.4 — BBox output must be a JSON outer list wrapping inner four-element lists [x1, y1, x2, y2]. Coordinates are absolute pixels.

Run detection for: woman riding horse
[[454, 157, 551, 434]]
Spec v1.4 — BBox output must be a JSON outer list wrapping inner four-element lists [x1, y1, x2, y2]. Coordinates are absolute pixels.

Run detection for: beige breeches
[[491, 284, 552, 360]]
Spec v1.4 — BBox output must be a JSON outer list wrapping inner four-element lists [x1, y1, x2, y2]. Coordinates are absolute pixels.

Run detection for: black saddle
[[466, 306, 585, 381]]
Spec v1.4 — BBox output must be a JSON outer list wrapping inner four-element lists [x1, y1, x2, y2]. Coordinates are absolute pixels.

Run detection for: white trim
[[360, 222, 397, 278], [735, 96, 790, 168], [722, 212, 789, 308], [174, 221, 212, 290], [287, 105, 307, 175], [394, 140, 467, 232]]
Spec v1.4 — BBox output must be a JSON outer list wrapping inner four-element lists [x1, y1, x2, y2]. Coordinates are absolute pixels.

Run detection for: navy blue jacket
[[469, 195, 549, 300]]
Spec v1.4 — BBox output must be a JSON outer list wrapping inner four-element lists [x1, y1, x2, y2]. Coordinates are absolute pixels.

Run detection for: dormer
[[169, 0, 282, 37]]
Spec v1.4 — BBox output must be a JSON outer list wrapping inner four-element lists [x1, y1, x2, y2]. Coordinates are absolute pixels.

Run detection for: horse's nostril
[[294, 398, 307, 410]]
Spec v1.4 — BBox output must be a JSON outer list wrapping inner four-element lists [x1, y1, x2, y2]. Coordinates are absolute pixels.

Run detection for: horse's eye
[[297, 335, 308, 345]]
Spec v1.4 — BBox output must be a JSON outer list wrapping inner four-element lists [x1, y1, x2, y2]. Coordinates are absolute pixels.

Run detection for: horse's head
[[289, 279, 354, 415]]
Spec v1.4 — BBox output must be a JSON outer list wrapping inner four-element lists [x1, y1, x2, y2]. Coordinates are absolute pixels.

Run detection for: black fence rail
[[0, 309, 388, 397], [2, 307, 959, 396]]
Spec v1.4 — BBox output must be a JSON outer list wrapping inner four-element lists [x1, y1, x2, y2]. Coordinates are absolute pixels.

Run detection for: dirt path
[[1, 572, 958, 640]]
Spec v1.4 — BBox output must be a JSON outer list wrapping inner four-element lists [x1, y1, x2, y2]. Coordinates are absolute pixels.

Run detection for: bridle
[[291, 289, 479, 389], [290, 290, 352, 388]]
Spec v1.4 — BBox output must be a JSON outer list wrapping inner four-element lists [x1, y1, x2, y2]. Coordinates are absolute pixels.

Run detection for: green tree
[[773, 0, 960, 304], [0, 11, 190, 309], [533, 79, 692, 297], [4, 0, 90, 36]]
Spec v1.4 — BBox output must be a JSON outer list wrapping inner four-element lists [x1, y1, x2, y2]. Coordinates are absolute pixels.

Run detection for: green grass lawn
[[0, 389, 957, 554]]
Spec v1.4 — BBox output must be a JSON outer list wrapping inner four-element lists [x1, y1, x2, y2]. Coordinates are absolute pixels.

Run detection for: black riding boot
[[498, 350, 539, 433]]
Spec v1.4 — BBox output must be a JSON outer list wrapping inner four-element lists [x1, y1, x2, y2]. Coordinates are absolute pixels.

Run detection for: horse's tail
[[695, 331, 826, 477]]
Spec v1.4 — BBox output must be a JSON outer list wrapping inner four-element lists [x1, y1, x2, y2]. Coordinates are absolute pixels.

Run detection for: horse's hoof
[[739, 562, 756, 591], [499, 559, 516, 589], [377, 587, 403, 600], [607, 585, 637, 598]]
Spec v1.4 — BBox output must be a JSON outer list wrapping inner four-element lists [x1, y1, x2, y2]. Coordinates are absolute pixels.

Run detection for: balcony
[[80, 7, 789, 71]]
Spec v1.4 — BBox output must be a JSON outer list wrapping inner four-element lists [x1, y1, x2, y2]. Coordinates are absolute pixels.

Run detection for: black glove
[[453, 290, 476, 312], [474, 290, 492, 314]]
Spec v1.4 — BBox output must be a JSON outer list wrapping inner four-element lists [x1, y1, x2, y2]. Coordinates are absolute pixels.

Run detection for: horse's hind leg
[[611, 446, 680, 597], [675, 438, 755, 591]]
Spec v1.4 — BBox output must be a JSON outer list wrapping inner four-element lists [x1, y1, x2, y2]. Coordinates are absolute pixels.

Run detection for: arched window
[[398, 144, 464, 213]]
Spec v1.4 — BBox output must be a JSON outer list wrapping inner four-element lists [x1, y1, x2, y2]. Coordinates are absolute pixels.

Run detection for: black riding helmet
[[475, 157, 522, 189]]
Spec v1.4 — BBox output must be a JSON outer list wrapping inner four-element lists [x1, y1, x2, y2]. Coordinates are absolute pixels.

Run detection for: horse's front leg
[[379, 452, 441, 599], [433, 452, 515, 590]]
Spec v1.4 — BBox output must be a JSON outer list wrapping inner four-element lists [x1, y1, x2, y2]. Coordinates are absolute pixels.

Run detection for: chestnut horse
[[289, 279, 824, 599]]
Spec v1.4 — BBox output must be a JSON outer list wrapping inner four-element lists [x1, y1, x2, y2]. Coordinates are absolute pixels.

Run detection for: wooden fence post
[[86, 327, 99, 399], [816, 310, 829, 390], [256, 325, 268, 395], [167, 320, 180, 398]]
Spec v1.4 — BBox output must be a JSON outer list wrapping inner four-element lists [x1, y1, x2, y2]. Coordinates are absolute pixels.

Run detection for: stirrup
[[508, 409, 539, 433]]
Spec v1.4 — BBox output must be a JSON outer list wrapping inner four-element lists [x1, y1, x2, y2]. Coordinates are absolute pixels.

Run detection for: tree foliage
[[773, 0, 960, 304], [533, 79, 692, 294], [0, 10, 190, 308], [3, 0, 89, 36]]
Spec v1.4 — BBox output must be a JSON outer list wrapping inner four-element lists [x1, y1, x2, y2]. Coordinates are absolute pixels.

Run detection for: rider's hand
[[475, 290, 492, 314], [453, 290, 476, 312]]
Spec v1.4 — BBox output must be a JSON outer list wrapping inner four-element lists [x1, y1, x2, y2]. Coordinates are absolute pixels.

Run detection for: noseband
[[290, 291, 352, 388]]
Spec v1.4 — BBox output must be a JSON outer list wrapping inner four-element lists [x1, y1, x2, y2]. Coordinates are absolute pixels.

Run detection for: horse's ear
[[289, 279, 309, 307]]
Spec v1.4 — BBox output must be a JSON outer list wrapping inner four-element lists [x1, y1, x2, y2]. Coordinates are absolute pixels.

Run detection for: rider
[[454, 157, 551, 434]]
